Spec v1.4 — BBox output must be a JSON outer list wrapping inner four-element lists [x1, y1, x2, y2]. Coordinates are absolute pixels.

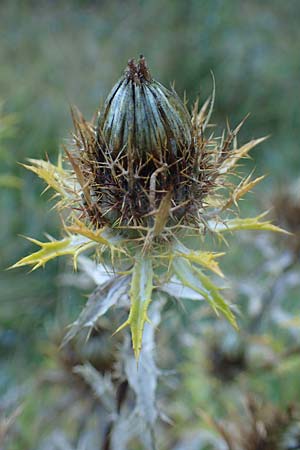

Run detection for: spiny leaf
[[124, 298, 164, 428], [214, 213, 289, 234], [115, 257, 154, 361], [62, 275, 130, 346], [160, 277, 204, 300], [66, 219, 126, 268], [222, 174, 266, 211], [219, 136, 268, 174], [23, 157, 75, 199], [194, 266, 238, 329], [175, 246, 225, 277], [173, 257, 238, 329], [11, 235, 97, 271], [65, 217, 121, 247]]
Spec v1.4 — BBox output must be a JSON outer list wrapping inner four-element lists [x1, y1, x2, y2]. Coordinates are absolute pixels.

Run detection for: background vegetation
[[1, 1, 300, 448]]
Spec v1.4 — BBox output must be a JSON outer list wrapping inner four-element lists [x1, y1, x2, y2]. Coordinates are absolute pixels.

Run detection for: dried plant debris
[[0, 404, 22, 449], [201, 395, 300, 450], [29, 297, 164, 450]]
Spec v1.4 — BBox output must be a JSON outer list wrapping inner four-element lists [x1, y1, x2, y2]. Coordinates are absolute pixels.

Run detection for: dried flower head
[[203, 395, 300, 450], [13, 56, 286, 359]]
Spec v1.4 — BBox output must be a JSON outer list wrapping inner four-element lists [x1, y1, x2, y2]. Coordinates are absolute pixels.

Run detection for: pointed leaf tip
[[215, 214, 290, 235]]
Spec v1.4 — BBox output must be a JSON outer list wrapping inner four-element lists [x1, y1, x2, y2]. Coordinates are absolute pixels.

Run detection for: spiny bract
[[13, 56, 286, 360]]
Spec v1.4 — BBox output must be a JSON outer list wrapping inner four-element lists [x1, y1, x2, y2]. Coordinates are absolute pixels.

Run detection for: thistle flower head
[[72, 55, 200, 232], [13, 57, 286, 359]]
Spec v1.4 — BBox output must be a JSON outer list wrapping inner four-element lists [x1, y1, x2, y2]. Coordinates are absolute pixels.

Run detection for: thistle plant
[[13, 56, 284, 361]]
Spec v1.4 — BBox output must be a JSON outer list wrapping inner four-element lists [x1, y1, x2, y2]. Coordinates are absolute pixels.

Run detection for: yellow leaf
[[176, 249, 225, 278], [222, 174, 266, 210], [66, 218, 112, 246], [215, 213, 290, 234], [22, 158, 75, 199], [65, 218, 126, 267], [11, 235, 97, 271], [173, 257, 238, 329], [219, 136, 268, 174]]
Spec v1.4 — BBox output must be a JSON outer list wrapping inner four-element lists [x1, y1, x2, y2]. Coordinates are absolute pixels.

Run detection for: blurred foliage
[[1, 0, 300, 449]]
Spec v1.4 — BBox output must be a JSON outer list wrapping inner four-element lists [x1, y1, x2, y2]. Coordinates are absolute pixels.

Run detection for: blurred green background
[[1, 0, 300, 447]]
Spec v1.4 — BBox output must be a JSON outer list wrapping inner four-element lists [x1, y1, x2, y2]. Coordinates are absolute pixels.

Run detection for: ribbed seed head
[[69, 56, 228, 233], [97, 55, 191, 163]]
